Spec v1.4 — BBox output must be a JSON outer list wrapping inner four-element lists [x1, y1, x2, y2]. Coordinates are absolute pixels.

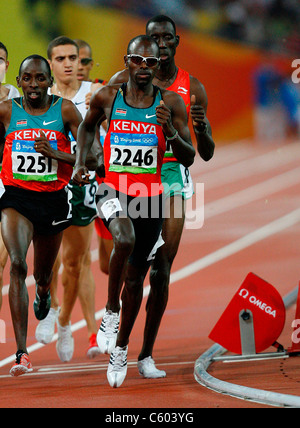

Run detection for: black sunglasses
[[127, 54, 160, 68], [80, 57, 93, 66]]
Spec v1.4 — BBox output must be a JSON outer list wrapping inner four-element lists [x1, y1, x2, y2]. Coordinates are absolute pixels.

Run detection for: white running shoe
[[87, 345, 102, 359], [97, 310, 120, 354], [35, 307, 60, 344], [137, 356, 166, 379], [86, 334, 102, 359], [107, 346, 128, 388], [56, 320, 74, 362]]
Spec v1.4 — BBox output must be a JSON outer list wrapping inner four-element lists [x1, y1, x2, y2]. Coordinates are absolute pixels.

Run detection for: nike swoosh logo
[[178, 86, 188, 93], [81, 214, 98, 222], [145, 114, 156, 119], [75, 101, 85, 106], [43, 120, 57, 126], [52, 219, 70, 226]]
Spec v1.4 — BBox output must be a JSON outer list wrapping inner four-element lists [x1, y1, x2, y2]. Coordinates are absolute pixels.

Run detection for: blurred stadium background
[[3, 0, 300, 143]]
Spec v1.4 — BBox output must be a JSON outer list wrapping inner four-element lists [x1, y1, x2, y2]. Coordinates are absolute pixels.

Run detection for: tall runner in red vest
[[73, 35, 195, 388], [108, 15, 215, 379]]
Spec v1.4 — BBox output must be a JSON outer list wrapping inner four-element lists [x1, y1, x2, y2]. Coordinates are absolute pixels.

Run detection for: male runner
[[74, 38, 113, 276], [73, 35, 195, 388], [74, 39, 107, 85], [35, 36, 102, 361], [0, 42, 20, 102], [0, 42, 20, 310], [108, 15, 215, 379], [0, 55, 81, 376]]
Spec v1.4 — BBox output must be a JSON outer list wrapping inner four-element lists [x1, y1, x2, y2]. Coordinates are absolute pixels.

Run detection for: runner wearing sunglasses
[[72, 35, 195, 388], [74, 39, 107, 85], [108, 15, 215, 380], [126, 54, 160, 68]]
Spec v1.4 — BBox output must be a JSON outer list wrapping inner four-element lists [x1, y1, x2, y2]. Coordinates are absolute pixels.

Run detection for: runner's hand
[[85, 92, 92, 109], [34, 130, 55, 158], [72, 165, 90, 186], [190, 94, 206, 128], [156, 100, 175, 136], [96, 163, 105, 179]]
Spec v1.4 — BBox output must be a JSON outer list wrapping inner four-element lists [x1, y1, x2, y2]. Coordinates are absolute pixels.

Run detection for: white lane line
[[0, 360, 194, 379], [190, 139, 254, 175], [167, 207, 300, 284], [188, 167, 300, 229], [1, 207, 299, 369], [194, 143, 300, 189]]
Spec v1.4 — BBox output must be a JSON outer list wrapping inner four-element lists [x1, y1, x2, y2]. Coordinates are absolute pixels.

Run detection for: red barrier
[[209, 273, 286, 354]]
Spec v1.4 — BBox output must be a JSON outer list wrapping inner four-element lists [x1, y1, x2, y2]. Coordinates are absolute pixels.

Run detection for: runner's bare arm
[[92, 126, 105, 178], [0, 101, 12, 161], [85, 82, 103, 109], [108, 69, 129, 85], [73, 87, 109, 185], [58, 99, 98, 169], [0, 122, 5, 163], [190, 76, 215, 161], [158, 91, 195, 168]]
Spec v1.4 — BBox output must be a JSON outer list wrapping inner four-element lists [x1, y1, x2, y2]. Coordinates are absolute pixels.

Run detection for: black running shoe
[[33, 285, 51, 321]]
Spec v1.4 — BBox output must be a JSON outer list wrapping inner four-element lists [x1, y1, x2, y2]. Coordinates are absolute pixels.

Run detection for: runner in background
[[35, 37, 103, 361], [74, 39, 107, 85], [0, 42, 20, 311], [73, 38, 113, 275]]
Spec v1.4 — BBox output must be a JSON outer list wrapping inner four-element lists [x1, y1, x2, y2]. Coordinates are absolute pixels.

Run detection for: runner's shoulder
[[108, 69, 128, 85], [189, 75, 207, 99], [161, 88, 186, 109], [92, 83, 121, 101], [91, 81, 103, 93], [0, 99, 13, 122]]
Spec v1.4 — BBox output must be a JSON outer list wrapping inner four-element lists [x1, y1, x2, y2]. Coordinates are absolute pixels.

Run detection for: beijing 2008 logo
[[291, 59, 300, 84]]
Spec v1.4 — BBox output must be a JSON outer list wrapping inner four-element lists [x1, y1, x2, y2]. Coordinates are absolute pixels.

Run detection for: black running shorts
[[0, 185, 72, 236], [96, 183, 164, 268]]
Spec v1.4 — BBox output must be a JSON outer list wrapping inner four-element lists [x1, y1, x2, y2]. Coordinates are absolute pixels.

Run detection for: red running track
[[0, 139, 300, 408]]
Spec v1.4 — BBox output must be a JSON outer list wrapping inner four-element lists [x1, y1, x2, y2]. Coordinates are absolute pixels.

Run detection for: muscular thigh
[[1, 208, 33, 260], [62, 222, 94, 265], [33, 232, 63, 278], [161, 195, 185, 260], [0, 230, 8, 268]]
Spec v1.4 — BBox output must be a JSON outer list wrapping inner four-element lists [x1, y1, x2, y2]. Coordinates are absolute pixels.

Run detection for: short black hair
[[47, 36, 79, 59], [73, 39, 92, 57], [146, 15, 177, 34], [0, 42, 8, 59], [18, 54, 52, 77], [127, 35, 159, 56]]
